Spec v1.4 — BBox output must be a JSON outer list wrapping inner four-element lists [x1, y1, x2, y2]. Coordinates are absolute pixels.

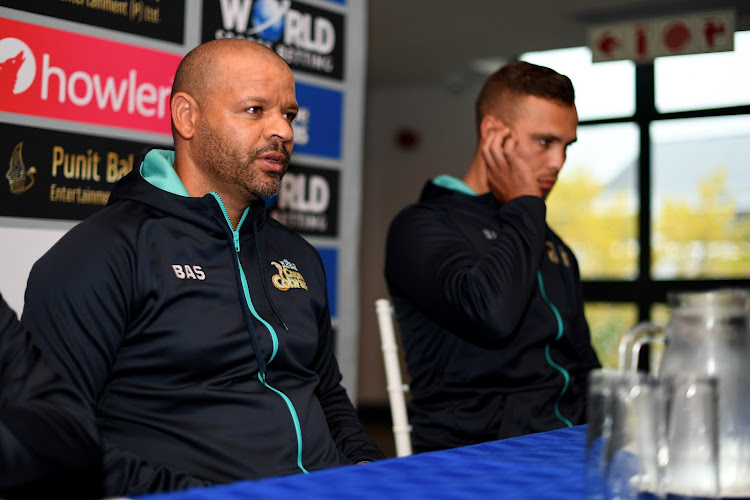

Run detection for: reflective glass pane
[[585, 302, 638, 370], [651, 115, 750, 279], [655, 30, 750, 112], [547, 122, 640, 280], [521, 46, 635, 121]]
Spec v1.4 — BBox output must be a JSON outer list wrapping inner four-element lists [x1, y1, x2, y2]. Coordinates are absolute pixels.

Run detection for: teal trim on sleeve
[[432, 175, 478, 196], [140, 149, 190, 197]]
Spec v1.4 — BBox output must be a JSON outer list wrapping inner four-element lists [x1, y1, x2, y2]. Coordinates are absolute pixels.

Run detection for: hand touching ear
[[480, 118, 542, 203]]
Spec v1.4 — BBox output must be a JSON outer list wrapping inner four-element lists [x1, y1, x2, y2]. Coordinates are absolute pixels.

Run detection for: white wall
[[0, 218, 75, 316]]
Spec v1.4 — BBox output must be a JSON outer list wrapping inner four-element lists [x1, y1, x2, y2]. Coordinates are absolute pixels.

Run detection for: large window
[[548, 122, 640, 280], [651, 115, 750, 279], [655, 32, 750, 113], [522, 31, 750, 368]]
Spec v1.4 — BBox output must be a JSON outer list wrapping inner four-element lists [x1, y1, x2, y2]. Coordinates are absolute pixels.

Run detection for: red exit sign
[[588, 10, 735, 63]]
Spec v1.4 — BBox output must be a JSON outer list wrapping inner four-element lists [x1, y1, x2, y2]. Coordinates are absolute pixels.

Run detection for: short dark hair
[[474, 61, 575, 134]]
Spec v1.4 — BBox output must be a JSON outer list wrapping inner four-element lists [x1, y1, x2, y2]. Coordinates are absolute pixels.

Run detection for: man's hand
[[481, 124, 542, 203]]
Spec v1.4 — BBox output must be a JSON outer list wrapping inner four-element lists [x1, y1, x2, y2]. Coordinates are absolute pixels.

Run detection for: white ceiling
[[366, 0, 750, 87]]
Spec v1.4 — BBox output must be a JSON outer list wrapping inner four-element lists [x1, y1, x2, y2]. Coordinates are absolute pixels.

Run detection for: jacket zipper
[[209, 192, 309, 474]]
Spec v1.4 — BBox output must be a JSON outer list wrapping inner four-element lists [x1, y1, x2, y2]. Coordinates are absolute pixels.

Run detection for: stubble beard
[[244, 144, 291, 200], [196, 122, 291, 203]]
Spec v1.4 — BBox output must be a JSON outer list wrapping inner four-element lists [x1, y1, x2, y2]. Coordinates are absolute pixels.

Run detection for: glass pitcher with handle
[[618, 287, 750, 497]]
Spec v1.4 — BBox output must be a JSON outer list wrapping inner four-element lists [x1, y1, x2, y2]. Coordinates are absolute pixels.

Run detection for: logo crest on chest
[[271, 259, 308, 291]]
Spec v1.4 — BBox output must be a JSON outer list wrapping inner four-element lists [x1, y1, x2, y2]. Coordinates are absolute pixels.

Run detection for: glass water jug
[[618, 288, 750, 496]]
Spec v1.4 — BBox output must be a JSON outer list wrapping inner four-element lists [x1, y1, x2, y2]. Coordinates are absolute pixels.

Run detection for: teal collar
[[140, 149, 190, 197], [432, 174, 477, 196]]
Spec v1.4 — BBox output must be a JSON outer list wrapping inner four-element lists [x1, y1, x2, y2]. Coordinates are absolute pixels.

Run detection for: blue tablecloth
[[138, 425, 587, 500]]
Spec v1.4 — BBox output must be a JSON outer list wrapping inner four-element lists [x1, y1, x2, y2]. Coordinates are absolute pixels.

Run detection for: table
[[137, 425, 587, 500]]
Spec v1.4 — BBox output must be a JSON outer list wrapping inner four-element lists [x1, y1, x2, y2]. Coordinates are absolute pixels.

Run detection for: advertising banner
[[0, 17, 181, 137], [202, 0, 345, 80], [293, 82, 343, 160], [0, 123, 154, 220], [317, 246, 339, 318], [268, 162, 339, 237], [1, 0, 185, 44]]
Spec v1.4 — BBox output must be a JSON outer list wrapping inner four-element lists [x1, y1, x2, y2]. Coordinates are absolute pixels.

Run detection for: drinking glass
[[585, 369, 660, 500]]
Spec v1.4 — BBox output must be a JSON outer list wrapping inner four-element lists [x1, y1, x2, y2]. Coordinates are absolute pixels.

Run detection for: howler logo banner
[[0, 18, 181, 137]]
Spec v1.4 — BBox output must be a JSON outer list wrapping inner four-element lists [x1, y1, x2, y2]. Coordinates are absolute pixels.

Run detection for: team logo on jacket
[[271, 259, 308, 291], [482, 229, 497, 240], [546, 241, 571, 267]]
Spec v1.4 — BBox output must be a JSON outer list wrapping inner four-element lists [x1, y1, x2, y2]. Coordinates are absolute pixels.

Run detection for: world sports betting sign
[[267, 162, 339, 237], [293, 82, 343, 160], [0, 17, 182, 137], [202, 0, 345, 80]]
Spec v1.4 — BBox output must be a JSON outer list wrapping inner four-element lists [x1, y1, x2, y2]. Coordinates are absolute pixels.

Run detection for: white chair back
[[374, 298, 412, 457]]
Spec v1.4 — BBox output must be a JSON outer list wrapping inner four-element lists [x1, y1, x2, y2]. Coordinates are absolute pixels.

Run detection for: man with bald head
[[384, 61, 601, 452], [22, 39, 383, 497]]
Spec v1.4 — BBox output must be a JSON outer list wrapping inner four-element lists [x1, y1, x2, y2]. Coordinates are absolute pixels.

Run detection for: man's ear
[[480, 115, 505, 140], [172, 92, 197, 140]]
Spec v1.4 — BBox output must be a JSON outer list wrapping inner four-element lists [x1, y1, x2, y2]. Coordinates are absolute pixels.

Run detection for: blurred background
[[358, 0, 750, 455]]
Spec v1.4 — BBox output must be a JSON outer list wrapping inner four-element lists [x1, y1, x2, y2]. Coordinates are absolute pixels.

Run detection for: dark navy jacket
[[384, 178, 601, 452], [22, 150, 382, 496], [1, 293, 101, 499]]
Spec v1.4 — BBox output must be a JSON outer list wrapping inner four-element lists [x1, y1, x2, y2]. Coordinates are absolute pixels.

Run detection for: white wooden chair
[[374, 298, 413, 457]]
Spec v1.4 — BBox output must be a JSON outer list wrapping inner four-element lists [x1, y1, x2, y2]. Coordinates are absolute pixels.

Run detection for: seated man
[[0, 293, 101, 499], [22, 39, 383, 497], [384, 61, 601, 453]]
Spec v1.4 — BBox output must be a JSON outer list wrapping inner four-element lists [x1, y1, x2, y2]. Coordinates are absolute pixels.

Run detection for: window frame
[[581, 63, 750, 320]]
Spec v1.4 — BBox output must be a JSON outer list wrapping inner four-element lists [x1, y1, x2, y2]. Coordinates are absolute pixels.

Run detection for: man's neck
[[173, 156, 244, 230]]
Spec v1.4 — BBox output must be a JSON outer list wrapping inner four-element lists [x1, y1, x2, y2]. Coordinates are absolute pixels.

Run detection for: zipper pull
[[233, 231, 240, 252]]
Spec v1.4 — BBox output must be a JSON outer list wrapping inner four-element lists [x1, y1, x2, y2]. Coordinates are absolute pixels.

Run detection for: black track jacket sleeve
[[311, 300, 385, 464], [0, 294, 102, 499], [20, 225, 210, 495], [385, 195, 548, 347]]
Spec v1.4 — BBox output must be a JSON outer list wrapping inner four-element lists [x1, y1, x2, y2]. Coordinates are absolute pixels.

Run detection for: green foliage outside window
[[546, 165, 749, 368]]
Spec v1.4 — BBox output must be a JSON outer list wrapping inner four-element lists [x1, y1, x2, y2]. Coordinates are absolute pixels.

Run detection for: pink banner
[[0, 17, 182, 136]]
